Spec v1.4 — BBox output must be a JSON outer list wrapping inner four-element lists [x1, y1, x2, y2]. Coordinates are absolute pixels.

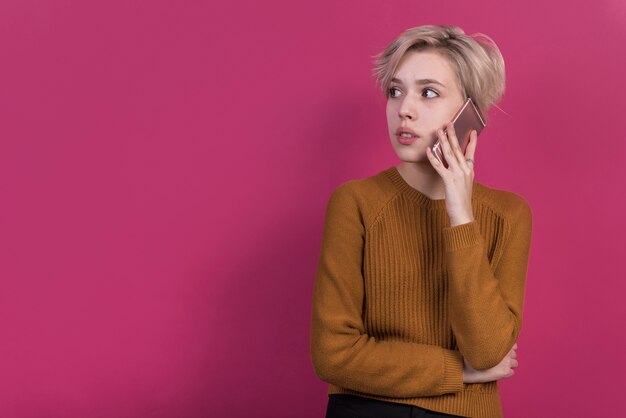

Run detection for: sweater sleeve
[[310, 184, 465, 398], [442, 197, 532, 371]]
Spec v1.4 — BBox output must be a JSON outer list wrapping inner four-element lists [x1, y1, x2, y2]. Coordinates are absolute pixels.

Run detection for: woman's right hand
[[462, 343, 518, 384]]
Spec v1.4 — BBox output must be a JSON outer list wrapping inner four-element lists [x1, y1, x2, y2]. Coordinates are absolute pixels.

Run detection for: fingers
[[465, 129, 478, 162], [437, 126, 459, 171], [428, 123, 478, 178], [509, 342, 518, 367], [439, 123, 470, 173], [426, 144, 447, 175], [504, 356, 519, 380], [509, 342, 518, 357]]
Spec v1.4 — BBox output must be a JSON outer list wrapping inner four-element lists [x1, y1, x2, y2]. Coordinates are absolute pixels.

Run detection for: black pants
[[325, 394, 464, 418]]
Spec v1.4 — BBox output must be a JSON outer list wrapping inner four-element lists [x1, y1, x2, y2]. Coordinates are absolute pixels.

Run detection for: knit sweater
[[310, 165, 532, 418]]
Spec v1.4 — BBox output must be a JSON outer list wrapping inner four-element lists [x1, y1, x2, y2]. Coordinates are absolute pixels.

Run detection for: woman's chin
[[393, 147, 428, 163]]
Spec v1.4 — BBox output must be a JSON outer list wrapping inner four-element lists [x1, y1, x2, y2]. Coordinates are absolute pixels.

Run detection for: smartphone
[[431, 97, 486, 168]]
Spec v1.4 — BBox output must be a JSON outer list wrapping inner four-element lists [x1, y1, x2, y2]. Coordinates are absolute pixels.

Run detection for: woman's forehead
[[394, 50, 456, 87]]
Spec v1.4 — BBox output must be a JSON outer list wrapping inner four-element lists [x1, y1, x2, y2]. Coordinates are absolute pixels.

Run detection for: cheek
[[385, 107, 395, 124], [386, 100, 399, 114]]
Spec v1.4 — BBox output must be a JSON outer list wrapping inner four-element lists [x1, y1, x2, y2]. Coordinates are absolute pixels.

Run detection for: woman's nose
[[398, 98, 417, 120]]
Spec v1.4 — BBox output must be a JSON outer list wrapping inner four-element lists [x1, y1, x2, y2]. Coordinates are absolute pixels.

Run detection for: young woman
[[310, 25, 532, 418]]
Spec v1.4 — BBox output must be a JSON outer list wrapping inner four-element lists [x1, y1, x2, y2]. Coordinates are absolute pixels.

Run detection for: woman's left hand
[[425, 121, 478, 227]]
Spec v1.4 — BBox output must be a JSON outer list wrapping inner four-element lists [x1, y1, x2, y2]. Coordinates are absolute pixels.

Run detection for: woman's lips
[[397, 134, 419, 145]]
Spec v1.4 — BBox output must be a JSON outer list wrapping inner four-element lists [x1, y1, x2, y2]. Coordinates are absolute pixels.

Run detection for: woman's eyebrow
[[390, 77, 446, 87]]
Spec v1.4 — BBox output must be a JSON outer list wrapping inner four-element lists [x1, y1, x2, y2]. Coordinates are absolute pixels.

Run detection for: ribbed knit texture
[[310, 166, 533, 418]]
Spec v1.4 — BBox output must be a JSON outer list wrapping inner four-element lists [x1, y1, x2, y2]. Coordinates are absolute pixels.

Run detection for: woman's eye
[[388, 87, 439, 99], [423, 88, 439, 98]]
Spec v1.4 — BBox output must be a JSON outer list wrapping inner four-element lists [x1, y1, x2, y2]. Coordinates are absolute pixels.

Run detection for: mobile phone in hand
[[432, 98, 486, 169]]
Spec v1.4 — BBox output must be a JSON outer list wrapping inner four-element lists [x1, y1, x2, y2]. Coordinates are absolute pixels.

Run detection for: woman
[[310, 25, 532, 418]]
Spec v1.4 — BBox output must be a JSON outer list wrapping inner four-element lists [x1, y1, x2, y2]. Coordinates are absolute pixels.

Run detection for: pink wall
[[1, 1, 624, 417]]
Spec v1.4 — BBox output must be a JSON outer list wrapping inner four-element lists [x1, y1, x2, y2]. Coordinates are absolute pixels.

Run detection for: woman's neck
[[396, 162, 446, 200]]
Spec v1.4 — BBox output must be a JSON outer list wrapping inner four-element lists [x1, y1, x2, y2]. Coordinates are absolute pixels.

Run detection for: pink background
[[1, 1, 624, 417]]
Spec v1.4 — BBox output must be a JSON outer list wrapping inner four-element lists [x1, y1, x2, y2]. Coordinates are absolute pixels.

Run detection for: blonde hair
[[372, 25, 506, 123]]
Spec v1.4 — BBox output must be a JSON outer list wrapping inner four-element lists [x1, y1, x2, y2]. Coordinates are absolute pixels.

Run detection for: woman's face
[[386, 49, 466, 165]]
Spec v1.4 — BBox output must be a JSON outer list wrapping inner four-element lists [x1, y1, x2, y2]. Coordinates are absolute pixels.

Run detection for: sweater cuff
[[440, 349, 464, 392], [442, 220, 482, 252]]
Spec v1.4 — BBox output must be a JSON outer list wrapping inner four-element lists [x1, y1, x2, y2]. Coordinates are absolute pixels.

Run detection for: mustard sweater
[[310, 166, 532, 418]]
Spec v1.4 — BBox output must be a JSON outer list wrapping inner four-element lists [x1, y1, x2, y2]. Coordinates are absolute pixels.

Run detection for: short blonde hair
[[372, 25, 505, 123]]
